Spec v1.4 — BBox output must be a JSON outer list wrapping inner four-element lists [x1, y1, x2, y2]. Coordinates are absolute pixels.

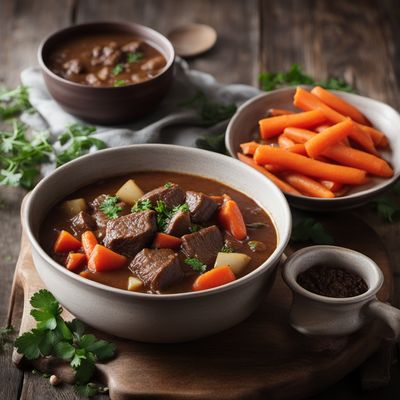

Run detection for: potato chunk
[[61, 198, 87, 217], [127, 276, 143, 292], [116, 179, 144, 205], [214, 252, 251, 276]]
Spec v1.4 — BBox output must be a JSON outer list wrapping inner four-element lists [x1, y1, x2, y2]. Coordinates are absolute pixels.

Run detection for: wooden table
[[0, 0, 399, 399]]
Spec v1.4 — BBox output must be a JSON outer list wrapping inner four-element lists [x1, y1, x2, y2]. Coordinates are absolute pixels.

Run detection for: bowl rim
[[37, 20, 175, 90], [225, 87, 400, 204], [25, 144, 292, 300]]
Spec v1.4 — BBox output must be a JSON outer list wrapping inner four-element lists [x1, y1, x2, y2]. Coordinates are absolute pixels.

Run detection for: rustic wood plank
[[76, 0, 260, 85]]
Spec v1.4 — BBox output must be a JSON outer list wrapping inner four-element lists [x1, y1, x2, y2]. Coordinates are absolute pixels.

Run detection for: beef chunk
[[140, 184, 185, 209], [140, 56, 166, 71], [103, 211, 157, 257], [129, 248, 183, 292], [62, 59, 83, 76], [186, 191, 218, 223], [165, 211, 191, 237], [71, 211, 96, 236], [181, 225, 223, 267], [224, 232, 244, 252]]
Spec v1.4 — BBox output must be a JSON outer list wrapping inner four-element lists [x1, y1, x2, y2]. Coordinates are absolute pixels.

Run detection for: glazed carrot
[[66, 253, 86, 271], [152, 232, 182, 249], [311, 86, 371, 125], [240, 141, 260, 155], [264, 164, 287, 173], [54, 230, 82, 253], [278, 134, 295, 149], [79, 270, 91, 279], [259, 109, 326, 139], [294, 87, 377, 154], [320, 180, 343, 193], [254, 145, 367, 184], [218, 199, 247, 240], [88, 244, 127, 272], [287, 144, 307, 155], [323, 144, 393, 177], [282, 173, 335, 198], [360, 125, 388, 148], [283, 127, 316, 143], [81, 231, 98, 258], [193, 266, 236, 291], [304, 119, 354, 159], [315, 124, 331, 132], [267, 108, 294, 117], [237, 153, 301, 195]]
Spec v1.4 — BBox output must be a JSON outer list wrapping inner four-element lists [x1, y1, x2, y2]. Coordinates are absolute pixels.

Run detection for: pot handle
[[366, 299, 400, 340]]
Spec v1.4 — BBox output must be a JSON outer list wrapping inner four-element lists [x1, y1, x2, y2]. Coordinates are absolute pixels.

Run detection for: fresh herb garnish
[[221, 245, 233, 253], [184, 257, 207, 273], [371, 196, 400, 222], [196, 132, 227, 155], [172, 203, 189, 213], [154, 200, 171, 231], [259, 64, 355, 93], [0, 326, 14, 353], [291, 218, 334, 245], [15, 290, 115, 392], [113, 79, 126, 87], [164, 182, 173, 189], [189, 224, 201, 233], [248, 241, 258, 252], [0, 85, 33, 120], [0, 121, 52, 188], [100, 195, 122, 219], [131, 198, 152, 213], [245, 222, 268, 229], [56, 123, 106, 167], [127, 51, 144, 63], [112, 64, 124, 76]]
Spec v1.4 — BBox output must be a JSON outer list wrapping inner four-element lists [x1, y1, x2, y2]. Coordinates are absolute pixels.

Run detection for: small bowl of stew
[[38, 21, 175, 124], [24, 144, 291, 342]]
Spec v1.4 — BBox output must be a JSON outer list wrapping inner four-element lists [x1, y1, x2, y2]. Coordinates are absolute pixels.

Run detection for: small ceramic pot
[[282, 246, 400, 338]]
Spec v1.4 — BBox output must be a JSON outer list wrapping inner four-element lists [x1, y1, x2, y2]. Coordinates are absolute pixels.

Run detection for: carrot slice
[[240, 141, 260, 156], [152, 232, 182, 249], [323, 144, 393, 177], [267, 108, 294, 117], [193, 266, 236, 291], [237, 153, 301, 195], [88, 245, 127, 272], [81, 231, 98, 258], [54, 230, 82, 253], [304, 119, 354, 159], [79, 270, 91, 279], [278, 134, 295, 149], [282, 172, 335, 198], [259, 110, 326, 139], [283, 127, 316, 143], [311, 86, 371, 125], [254, 145, 367, 185], [66, 253, 86, 271], [218, 199, 247, 240], [294, 87, 377, 154]]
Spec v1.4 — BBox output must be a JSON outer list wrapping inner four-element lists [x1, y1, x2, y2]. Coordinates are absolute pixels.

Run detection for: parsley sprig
[[112, 64, 124, 76], [127, 51, 144, 63], [291, 218, 334, 245], [15, 290, 115, 393], [0, 85, 33, 119], [259, 64, 355, 92], [184, 257, 207, 273], [100, 195, 122, 219]]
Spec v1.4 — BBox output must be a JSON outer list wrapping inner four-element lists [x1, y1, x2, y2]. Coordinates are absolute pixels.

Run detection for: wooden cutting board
[[12, 212, 393, 400]]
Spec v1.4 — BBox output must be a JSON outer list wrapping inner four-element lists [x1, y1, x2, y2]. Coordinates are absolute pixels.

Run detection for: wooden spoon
[[167, 23, 217, 58]]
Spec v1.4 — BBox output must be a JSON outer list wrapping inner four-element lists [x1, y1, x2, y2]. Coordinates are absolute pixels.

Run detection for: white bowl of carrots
[[226, 86, 400, 211]]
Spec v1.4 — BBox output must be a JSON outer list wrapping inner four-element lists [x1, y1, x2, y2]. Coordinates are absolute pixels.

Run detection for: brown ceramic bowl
[[38, 21, 175, 124]]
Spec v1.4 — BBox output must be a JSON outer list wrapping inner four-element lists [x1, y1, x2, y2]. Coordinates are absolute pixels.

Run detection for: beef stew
[[41, 172, 277, 294]]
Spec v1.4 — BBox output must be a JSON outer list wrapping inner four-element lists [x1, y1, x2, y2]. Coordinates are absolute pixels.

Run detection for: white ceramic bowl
[[24, 144, 291, 343], [226, 87, 400, 211]]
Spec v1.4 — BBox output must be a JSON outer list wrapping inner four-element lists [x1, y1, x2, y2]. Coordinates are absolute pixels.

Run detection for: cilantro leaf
[[15, 329, 46, 360], [54, 341, 76, 360], [164, 182, 173, 188], [112, 64, 124, 76], [0, 85, 33, 120], [127, 51, 144, 63], [100, 195, 122, 219], [291, 218, 334, 245], [372, 196, 400, 222], [184, 257, 207, 273], [113, 79, 126, 87], [30, 289, 58, 310]]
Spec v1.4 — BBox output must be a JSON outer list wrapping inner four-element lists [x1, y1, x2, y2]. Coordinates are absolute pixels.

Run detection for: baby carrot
[[359, 125, 389, 148], [282, 172, 335, 198], [259, 109, 326, 139], [254, 145, 367, 185], [237, 153, 301, 195], [294, 87, 377, 154], [240, 141, 260, 155], [218, 199, 247, 240], [311, 86, 371, 126], [320, 180, 343, 193], [267, 108, 294, 117], [315, 124, 331, 132], [283, 127, 316, 143], [304, 119, 354, 159], [278, 134, 295, 149], [287, 144, 307, 155], [323, 144, 393, 177]]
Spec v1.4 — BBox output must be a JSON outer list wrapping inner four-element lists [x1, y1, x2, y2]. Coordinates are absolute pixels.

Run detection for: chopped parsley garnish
[[15, 289, 115, 390], [221, 245, 233, 253], [100, 195, 122, 219], [154, 200, 171, 231], [127, 51, 144, 63], [131, 198, 152, 212], [112, 64, 124, 76], [164, 182, 173, 188], [189, 224, 201, 233], [172, 203, 189, 214], [0, 85, 33, 120], [184, 257, 207, 273], [113, 79, 126, 87], [291, 218, 334, 245]]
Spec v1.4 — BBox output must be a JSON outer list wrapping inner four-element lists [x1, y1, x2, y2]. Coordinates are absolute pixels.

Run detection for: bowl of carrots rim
[[226, 86, 400, 210]]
